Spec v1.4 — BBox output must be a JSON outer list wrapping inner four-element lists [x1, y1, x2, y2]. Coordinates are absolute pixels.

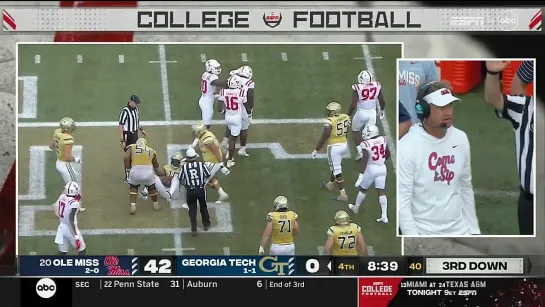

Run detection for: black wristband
[[486, 70, 500, 75]]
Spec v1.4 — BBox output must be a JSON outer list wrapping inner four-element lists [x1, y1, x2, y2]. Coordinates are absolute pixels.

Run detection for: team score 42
[[338, 235, 356, 250], [335, 119, 350, 136], [144, 259, 172, 274], [135, 144, 154, 157], [224, 96, 240, 111], [361, 87, 378, 101], [278, 219, 292, 233], [370, 144, 386, 161]]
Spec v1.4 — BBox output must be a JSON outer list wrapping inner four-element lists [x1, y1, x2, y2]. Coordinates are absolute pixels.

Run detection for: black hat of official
[[129, 95, 141, 104]]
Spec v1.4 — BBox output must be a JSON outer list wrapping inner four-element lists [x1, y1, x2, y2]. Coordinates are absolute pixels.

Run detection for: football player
[[221, 65, 255, 157], [154, 152, 188, 209], [323, 211, 367, 256], [124, 138, 162, 214], [189, 123, 229, 203], [200, 59, 228, 129], [347, 70, 386, 160], [312, 102, 351, 201], [349, 125, 390, 224], [53, 181, 86, 255], [259, 196, 299, 256], [50, 117, 85, 211], [218, 76, 250, 168]]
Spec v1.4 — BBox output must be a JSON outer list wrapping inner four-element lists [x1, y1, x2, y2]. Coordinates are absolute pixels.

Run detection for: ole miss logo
[[263, 12, 282, 28]]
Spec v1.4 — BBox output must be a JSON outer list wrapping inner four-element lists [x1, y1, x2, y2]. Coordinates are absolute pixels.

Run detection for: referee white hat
[[186, 148, 197, 158]]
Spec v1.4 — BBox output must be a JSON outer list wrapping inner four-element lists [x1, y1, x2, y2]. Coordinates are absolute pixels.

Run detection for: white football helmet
[[357, 70, 374, 84], [227, 76, 242, 89], [64, 181, 80, 197], [362, 124, 380, 140], [205, 59, 222, 75], [230, 65, 253, 79]]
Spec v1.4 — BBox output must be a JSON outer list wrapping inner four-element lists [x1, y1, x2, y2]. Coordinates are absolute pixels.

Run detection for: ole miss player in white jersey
[[200, 59, 228, 128], [218, 76, 250, 168], [349, 125, 390, 224], [54, 181, 86, 255], [221, 65, 255, 157], [347, 70, 386, 161]]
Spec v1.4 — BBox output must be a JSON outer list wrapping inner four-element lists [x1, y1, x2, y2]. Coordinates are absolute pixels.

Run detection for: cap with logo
[[415, 81, 460, 120]]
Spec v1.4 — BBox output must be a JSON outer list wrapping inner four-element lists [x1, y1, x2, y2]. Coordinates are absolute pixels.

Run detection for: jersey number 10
[[224, 96, 239, 111]]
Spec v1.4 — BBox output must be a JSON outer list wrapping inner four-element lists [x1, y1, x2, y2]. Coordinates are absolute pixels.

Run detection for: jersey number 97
[[336, 120, 350, 136]]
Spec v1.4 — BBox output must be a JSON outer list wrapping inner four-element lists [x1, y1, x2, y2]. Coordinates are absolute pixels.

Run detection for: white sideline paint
[[241, 53, 248, 62], [17, 76, 38, 119], [167, 142, 350, 161], [18, 145, 83, 200], [361, 44, 396, 171], [34, 55, 40, 64], [322, 52, 329, 61], [281, 52, 288, 61], [18, 202, 233, 237]]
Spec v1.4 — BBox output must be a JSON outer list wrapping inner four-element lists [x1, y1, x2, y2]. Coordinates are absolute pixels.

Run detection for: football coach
[[484, 61, 535, 235]]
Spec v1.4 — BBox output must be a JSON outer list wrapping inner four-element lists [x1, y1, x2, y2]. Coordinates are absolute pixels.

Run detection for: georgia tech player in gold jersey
[[259, 196, 300, 255], [311, 102, 351, 201], [324, 211, 367, 256], [50, 117, 85, 212], [154, 152, 188, 209], [189, 123, 229, 202], [124, 138, 161, 214]]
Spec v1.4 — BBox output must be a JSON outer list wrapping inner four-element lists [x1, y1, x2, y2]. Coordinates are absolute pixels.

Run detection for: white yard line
[[173, 233, 183, 255], [281, 52, 288, 61], [118, 55, 124, 64], [361, 44, 396, 171], [354, 56, 383, 60], [157, 44, 172, 121], [34, 55, 40, 64], [17, 76, 38, 119], [322, 52, 329, 61], [149, 60, 177, 64]]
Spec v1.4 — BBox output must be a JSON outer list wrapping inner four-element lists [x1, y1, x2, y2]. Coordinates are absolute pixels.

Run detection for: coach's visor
[[424, 88, 460, 107]]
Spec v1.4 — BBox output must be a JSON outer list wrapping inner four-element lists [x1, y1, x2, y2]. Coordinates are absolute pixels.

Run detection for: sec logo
[[36, 278, 57, 298]]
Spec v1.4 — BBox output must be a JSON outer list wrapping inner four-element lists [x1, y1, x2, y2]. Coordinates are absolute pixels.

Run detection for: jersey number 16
[[224, 96, 239, 111]]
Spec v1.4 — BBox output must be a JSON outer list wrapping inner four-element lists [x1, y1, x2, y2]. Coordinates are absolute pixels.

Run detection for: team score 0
[[371, 144, 386, 161], [368, 261, 398, 272], [336, 119, 350, 136], [338, 235, 356, 249], [224, 96, 239, 111], [361, 87, 378, 101], [144, 259, 172, 274]]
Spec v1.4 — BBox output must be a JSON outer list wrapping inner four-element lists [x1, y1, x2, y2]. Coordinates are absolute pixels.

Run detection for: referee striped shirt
[[496, 94, 535, 194], [179, 161, 213, 189], [118, 105, 140, 132]]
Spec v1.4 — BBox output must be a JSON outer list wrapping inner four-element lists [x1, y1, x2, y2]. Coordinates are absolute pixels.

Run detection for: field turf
[[18, 43, 401, 255]]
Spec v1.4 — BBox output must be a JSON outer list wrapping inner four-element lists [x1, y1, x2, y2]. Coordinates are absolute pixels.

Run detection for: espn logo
[[450, 16, 485, 26], [35, 278, 56, 298]]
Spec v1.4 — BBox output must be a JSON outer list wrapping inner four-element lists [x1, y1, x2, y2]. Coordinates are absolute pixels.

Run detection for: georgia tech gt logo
[[258, 256, 295, 275]]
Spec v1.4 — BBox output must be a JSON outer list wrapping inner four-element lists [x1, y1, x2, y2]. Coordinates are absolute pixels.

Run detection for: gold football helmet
[[325, 102, 342, 117], [334, 210, 350, 226], [59, 117, 76, 133], [171, 152, 184, 168], [136, 138, 148, 147], [274, 196, 289, 211], [192, 123, 208, 137]]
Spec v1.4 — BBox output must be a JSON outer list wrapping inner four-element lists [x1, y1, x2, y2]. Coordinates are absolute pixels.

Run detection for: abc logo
[[36, 278, 57, 298]]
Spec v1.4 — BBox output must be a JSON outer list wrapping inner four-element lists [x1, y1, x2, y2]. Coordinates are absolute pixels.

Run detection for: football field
[[17, 43, 401, 256]]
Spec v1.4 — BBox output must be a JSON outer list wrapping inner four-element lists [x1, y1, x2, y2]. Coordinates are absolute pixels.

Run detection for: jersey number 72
[[338, 235, 356, 249]]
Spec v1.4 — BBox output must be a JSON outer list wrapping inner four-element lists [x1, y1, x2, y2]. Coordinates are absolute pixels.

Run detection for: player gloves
[[74, 235, 82, 250], [220, 164, 230, 176], [74, 156, 82, 163], [258, 246, 265, 255], [354, 174, 364, 187], [311, 150, 318, 159], [379, 111, 385, 119]]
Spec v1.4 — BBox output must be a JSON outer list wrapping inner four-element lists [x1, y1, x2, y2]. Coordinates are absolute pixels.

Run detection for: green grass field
[[17, 43, 401, 255], [445, 83, 522, 235]]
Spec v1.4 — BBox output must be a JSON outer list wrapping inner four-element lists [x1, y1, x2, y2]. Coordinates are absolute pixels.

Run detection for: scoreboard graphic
[[18, 255, 530, 277]]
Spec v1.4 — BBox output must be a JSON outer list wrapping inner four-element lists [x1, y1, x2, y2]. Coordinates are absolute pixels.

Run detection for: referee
[[168, 148, 230, 236], [484, 60, 535, 235], [119, 94, 146, 150]]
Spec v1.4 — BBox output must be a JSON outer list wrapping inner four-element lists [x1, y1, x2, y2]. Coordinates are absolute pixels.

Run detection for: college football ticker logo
[[263, 12, 282, 28]]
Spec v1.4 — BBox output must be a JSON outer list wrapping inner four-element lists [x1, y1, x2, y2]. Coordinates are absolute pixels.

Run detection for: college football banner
[[1, 8, 541, 32]]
